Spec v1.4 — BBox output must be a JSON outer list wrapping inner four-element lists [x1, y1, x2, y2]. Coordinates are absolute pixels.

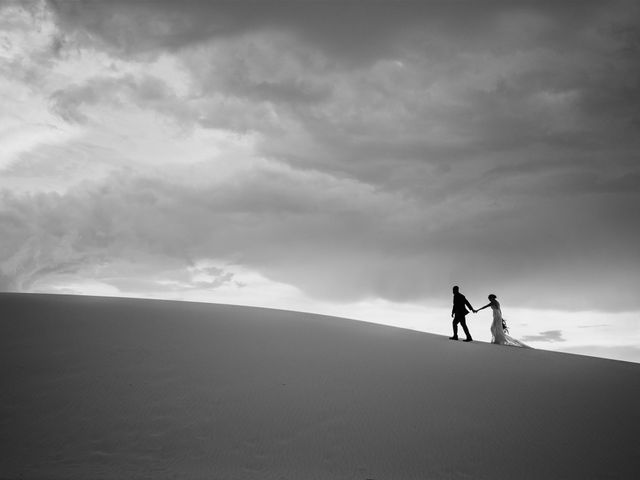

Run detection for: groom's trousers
[[452, 314, 472, 340]]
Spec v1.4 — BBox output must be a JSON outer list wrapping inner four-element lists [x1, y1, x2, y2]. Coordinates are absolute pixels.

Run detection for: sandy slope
[[1, 293, 638, 479]]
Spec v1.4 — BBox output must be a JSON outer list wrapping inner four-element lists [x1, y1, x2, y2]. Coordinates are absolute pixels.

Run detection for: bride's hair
[[488, 294, 497, 300]]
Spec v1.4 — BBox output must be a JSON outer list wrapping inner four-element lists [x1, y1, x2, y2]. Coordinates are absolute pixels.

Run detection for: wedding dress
[[490, 301, 529, 348]]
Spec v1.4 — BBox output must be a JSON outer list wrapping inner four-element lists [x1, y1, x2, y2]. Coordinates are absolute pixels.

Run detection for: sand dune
[[1, 293, 638, 479]]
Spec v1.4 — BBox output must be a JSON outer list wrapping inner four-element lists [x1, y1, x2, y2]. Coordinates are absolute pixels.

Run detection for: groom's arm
[[465, 298, 475, 312]]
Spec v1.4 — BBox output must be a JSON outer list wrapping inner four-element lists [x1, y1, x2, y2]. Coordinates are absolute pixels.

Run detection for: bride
[[476, 294, 529, 348]]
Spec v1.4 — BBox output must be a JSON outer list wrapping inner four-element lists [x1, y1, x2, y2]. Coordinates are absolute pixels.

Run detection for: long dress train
[[490, 302, 530, 348]]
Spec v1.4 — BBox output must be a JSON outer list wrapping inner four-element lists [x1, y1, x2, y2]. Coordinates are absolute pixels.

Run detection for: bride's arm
[[476, 303, 491, 311]]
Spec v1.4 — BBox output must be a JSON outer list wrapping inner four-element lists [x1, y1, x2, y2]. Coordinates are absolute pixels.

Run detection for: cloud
[[45, 0, 437, 62], [521, 330, 566, 343], [47, 1, 626, 62], [2, 0, 640, 316], [1, 156, 639, 311], [44, 1, 640, 174], [50, 73, 177, 123], [0, 162, 404, 290], [0, 1, 63, 80]]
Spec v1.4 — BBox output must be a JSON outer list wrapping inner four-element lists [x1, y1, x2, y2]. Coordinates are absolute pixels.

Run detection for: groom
[[450, 285, 476, 342]]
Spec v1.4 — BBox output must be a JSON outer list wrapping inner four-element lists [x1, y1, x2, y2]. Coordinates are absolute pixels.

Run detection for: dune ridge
[[1, 293, 639, 479]]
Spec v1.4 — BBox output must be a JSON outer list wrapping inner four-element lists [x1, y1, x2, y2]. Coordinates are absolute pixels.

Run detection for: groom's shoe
[[463, 338, 473, 342], [449, 336, 459, 340]]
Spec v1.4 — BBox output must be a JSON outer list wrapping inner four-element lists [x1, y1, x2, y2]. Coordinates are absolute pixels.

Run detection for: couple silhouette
[[450, 285, 529, 347]]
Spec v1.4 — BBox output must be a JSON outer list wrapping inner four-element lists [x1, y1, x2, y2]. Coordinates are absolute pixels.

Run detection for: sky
[[1, 0, 639, 363]]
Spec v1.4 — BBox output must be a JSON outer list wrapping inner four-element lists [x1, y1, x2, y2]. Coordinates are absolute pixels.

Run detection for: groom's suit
[[452, 292, 474, 340]]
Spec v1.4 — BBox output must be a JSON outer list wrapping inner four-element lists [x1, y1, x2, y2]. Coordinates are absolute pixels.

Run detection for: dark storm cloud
[[1, 162, 639, 311], [48, 1, 624, 61], [45, 0, 470, 61], [47, 1, 640, 163], [4, 1, 640, 312], [0, 166, 408, 294]]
